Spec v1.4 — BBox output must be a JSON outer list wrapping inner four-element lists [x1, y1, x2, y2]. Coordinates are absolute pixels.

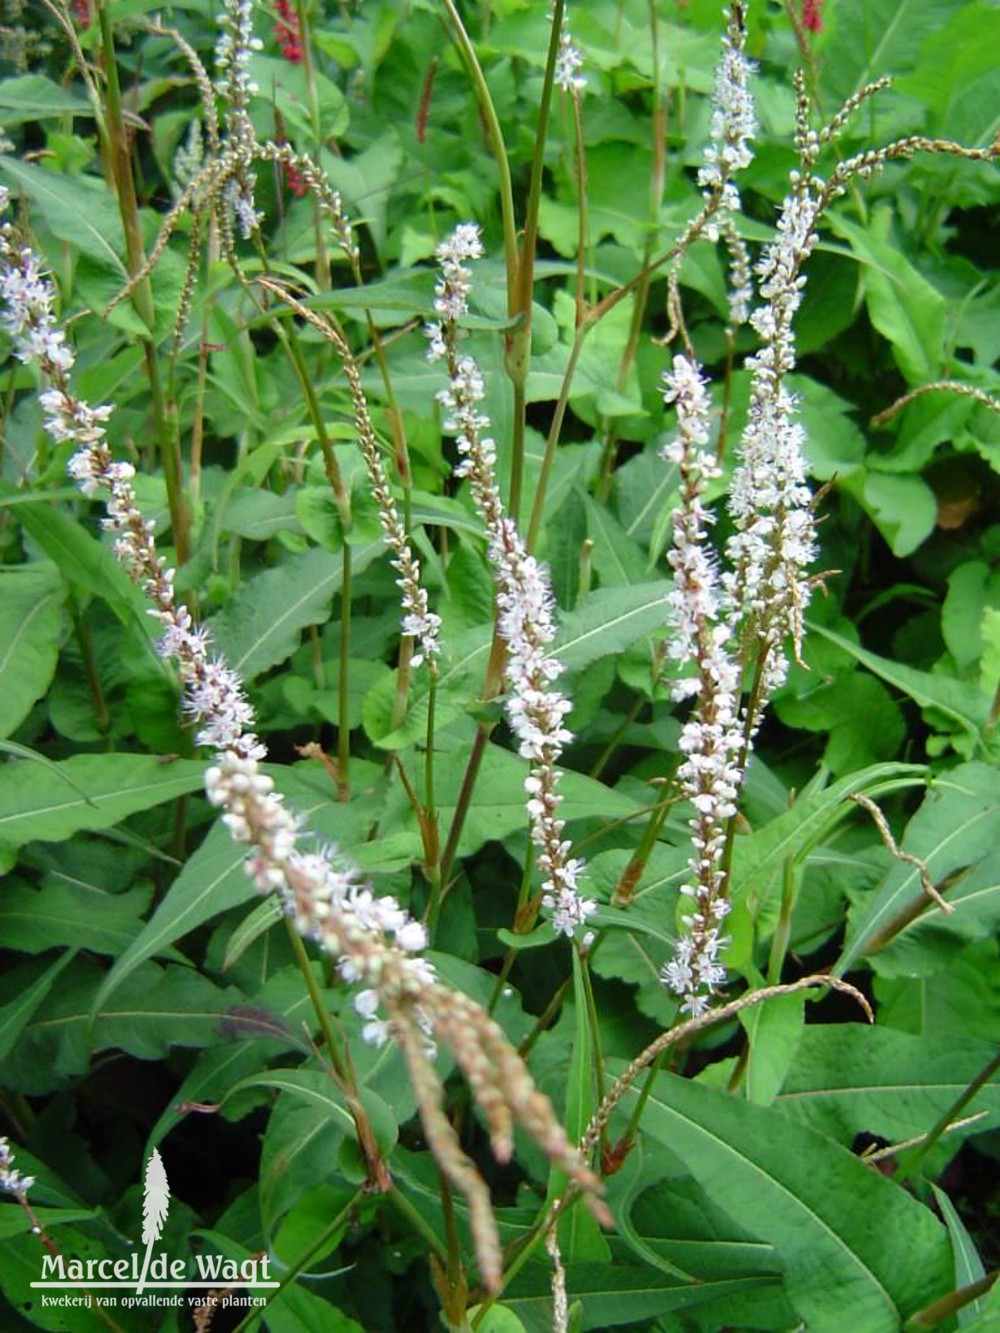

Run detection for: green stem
[[388, 1185, 449, 1261], [440, 0, 517, 300], [440, 719, 492, 889], [231, 1187, 365, 1333], [578, 948, 607, 1145], [527, 330, 585, 552], [284, 923, 389, 1188], [905, 1272, 998, 1330], [897, 1048, 1000, 1183], [337, 542, 352, 800], [611, 784, 673, 906], [767, 853, 799, 984], [423, 670, 446, 937], [617, 1049, 667, 1152], [96, 0, 190, 564], [506, 0, 565, 519], [295, 0, 331, 290]]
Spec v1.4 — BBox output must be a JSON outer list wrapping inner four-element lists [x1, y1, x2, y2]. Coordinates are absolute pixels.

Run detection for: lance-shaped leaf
[[634, 1072, 951, 1331]]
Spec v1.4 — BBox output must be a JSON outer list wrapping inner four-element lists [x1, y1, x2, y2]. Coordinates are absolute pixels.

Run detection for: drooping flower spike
[[0, 188, 606, 1290]]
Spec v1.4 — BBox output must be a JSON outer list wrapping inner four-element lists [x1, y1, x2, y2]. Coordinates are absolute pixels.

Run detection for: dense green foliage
[[0, 1, 998, 1330]]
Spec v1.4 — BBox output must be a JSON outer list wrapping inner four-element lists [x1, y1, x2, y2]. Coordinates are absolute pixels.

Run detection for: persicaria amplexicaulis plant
[[1, 1, 997, 1328]]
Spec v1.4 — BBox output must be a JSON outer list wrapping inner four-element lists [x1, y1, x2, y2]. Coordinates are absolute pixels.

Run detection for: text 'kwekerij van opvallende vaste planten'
[[0, 0, 998, 1329]]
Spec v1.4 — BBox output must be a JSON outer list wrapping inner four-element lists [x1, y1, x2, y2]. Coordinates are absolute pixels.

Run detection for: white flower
[[426, 226, 595, 940], [0, 1137, 34, 1200], [555, 35, 586, 94]]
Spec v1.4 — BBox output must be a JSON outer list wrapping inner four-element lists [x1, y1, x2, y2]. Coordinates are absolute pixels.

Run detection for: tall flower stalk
[[0, 190, 605, 1290], [427, 225, 597, 938], [659, 356, 744, 1014]]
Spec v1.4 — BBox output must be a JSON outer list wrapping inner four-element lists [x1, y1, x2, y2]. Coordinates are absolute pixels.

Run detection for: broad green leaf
[[872, 847, 1000, 976], [7, 488, 145, 622], [195, 1227, 364, 1331], [0, 75, 92, 124], [0, 881, 152, 956], [741, 993, 805, 1107], [221, 488, 303, 541], [0, 156, 126, 276], [7, 960, 237, 1087], [829, 211, 945, 385], [0, 753, 205, 850], [874, 940, 1000, 1045], [93, 822, 256, 1014], [583, 496, 648, 586], [845, 470, 937, 558], [555, 583, 671, 672], [0, 564, 63, 739], [774, 670, 905, 777], [604, 1144, 792, 1323], [809, 622, 990, 745], [821, 0, 962, 103], [504, 1261, 780, 1331], [929, 1182, 989, 1327], [776, 1027, 1000, 1147], [943, 561, 1000, 670], [147, 969, 321, 1150], [381, 740, 641, 859], [838, 762, 1000, 975], [256, 1068, 395, 1230], [636, 1073, 951, 1331], [223, 1067, 396, 1151], [210, 543, 383, 679], [0, 952, 76, 1060], [0, 1226, 115, 1331], [730, 761, 927, 924]]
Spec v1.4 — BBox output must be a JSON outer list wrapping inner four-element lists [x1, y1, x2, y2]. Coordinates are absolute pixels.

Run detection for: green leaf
[[0, 952, 76, 1060], [809, 621, 991, 745], [0, 754, 205, 850], [223, 1067, 397, 1153], [147, 969, 321, 1150], [829, 211, 946, 385], [741, 993, 805, 1106], [210, 543, 382, 679], [381, 740, 641, 859], [93, 821, 257, 1014], [0, 156, 126, 276], [845, 470, 938, 558], [557, 955, 609, 1263], [838, 762, 1000, 975], [776, 1027, 1000, 1148], [504, 1260, 780, 1331], [7, 487, 144, 621], [730, 761, 927, 924], [874, 940, 1000, 1045], [0, 564, 64, 739], [0, 880, 152, 956], [555, 583, 671, 673], [871, 846, 1000, 976], [0, 75, 92, 124], [7, 960, 238, 1086], [636, 1073, 951, 1331], [929, 1185, 989, 1326], [583, 496, 649, 587], [775, 670, 905, 776], [821, 0, 962, 103]]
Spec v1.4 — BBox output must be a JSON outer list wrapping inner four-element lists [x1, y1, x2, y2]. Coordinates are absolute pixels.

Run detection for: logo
[[30, 1149, 279, 1315]]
